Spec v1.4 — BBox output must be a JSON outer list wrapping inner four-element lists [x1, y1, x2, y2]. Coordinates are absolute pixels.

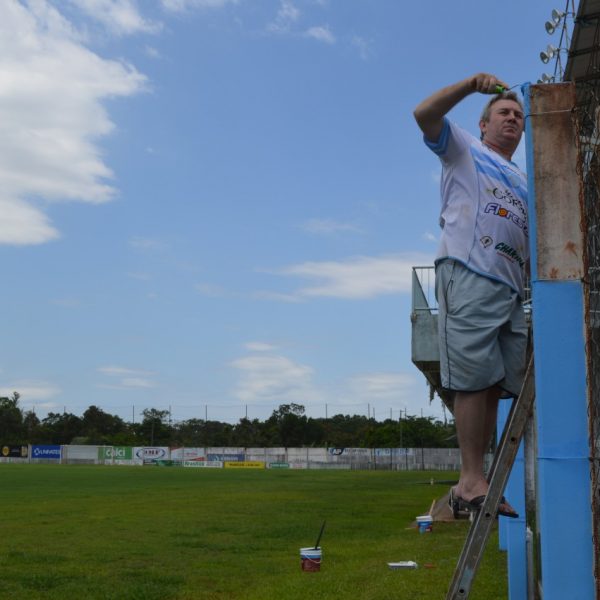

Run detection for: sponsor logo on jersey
[[488, 187, 527, 217], [495, 242, 525, 268], [484, 202, 528, 235]]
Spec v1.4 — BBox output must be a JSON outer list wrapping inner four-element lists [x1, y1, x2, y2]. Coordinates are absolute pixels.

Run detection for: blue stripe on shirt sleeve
[[424, 117, 450, 156]]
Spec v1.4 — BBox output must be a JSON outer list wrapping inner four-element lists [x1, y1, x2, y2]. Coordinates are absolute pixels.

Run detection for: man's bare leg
[[453, 389, 491, 501], [482, 386, 502, 459], [453, 386, 516, 514]]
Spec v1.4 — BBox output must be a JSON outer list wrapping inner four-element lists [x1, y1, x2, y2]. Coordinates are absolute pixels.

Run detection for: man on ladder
[[413, 73, 529, 518]]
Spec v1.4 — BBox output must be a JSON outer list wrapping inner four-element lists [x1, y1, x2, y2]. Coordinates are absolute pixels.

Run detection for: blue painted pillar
[[523, 82, 595, 599], [497, 399, 527, 599]]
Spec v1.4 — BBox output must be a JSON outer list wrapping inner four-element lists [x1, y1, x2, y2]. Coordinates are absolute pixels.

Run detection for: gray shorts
[[435, 259, 527, 397]]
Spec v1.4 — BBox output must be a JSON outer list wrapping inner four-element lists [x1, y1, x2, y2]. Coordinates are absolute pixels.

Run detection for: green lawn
[[0, 465, 507, 599]]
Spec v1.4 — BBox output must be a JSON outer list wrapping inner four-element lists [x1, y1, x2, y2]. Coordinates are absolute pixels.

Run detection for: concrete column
[[523, 82, 595, 599]]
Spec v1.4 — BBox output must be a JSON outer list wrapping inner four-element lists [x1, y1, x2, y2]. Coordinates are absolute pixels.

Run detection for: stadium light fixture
[[546, 8, 566, 34], [540, 44, 559, 64]]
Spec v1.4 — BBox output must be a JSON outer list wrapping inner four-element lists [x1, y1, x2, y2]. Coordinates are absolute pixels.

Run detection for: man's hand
[[470, 73, 510, 95], [414, 73, 510, 142]]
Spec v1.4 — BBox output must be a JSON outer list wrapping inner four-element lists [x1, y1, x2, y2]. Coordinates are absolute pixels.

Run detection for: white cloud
[[351, 35, 371, 60], [231, 354, 321, 404], [304, 25, 335, 44], [301, 218, 362, 235], [120, 377, 156, 388], [160, 0, 238, 12], [98, 366, 154, 377], [195, 282, 227, 297], [431, 170, 441, 184], [145, 45, 161, 59], [69, 0, 160, 35], [33, 402, 61, 411], [339, 371, 444, 419], [269, 253, 434, 300], [0, 381, 61, 403], [348, 372, 416, 400], [245, 342, 277, 352], [0, 197, 60, 245], [97, 365, 157, 389], [0, 1, 146, 245], [229, 349, 442, 419], [251, 290, 303, 303], [423, 231, 437, 243], [267, 0, 300, 33]]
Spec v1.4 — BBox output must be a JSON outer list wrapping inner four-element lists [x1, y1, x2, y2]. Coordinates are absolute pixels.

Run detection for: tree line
[[0, 394, 456, 449]]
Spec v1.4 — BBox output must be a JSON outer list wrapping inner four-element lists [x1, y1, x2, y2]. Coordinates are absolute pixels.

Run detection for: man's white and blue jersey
[[425, 118, 529, 298]]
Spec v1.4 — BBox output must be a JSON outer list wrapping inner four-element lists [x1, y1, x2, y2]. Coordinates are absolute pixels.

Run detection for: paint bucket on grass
[[416, 515, 433, 533], [300, 547, 322, 572]]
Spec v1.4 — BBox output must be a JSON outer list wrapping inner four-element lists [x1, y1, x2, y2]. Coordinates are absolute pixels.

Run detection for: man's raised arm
[[413, 73, 509, 142]]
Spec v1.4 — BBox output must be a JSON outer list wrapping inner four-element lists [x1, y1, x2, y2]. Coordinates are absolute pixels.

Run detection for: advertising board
[[1, 445, 28, 458], [134, 447, 169, 463], [224, 461, 264, 469], [183, 461, 223, 468], [208, 453, 245, 462], [31, 445, 61, 460], [98, 447, 133, 460]]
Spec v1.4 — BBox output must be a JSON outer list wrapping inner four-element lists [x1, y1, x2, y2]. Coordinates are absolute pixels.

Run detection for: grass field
[[0, 464, 507, 599]]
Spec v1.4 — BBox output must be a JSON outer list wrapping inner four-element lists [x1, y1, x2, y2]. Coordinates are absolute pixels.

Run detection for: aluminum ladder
[[446, 356, 535, 599]]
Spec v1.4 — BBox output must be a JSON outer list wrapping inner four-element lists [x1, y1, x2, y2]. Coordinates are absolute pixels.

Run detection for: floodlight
[[540, 73, 555, 84], [545, 20, 556, 34], [540, 44, 559, 63], [551, 9, 566, 24]]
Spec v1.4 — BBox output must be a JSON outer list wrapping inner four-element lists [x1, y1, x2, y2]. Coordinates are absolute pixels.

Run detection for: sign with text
[[328, 448, 371, 457], [224, 461, 264, 469], [31, 445, 61, 460], [208, 453, 244, 462], [183, 461, 223, 468], [1, 445, 28, 458], [170, 447, 205, 461], [134, 447, 168, 463], [98, 446, 133, 460]]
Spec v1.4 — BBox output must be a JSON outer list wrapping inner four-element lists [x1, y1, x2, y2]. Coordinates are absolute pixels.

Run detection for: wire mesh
[[575, 51, 600, 597]]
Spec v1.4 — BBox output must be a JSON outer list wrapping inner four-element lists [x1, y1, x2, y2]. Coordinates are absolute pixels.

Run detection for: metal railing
[[412, 266, 438, 314]]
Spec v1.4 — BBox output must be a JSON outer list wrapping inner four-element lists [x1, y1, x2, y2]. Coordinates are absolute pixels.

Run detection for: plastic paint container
[[300, 547, 322, 572], [416, 514, 433, 533]]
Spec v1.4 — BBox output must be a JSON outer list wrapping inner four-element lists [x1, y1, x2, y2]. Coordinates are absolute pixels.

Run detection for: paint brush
[[314, 520, 326, 550]]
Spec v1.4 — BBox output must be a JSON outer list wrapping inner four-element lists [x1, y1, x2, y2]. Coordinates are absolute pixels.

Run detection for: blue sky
[[0, 0, 562, 424]]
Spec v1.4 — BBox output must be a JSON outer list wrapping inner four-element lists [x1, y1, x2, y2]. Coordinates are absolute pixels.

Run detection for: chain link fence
[[577, 75, 600, 596]]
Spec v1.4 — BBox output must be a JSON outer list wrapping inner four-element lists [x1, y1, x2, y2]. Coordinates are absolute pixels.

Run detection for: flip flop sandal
[[459, 494, 519, 519]]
